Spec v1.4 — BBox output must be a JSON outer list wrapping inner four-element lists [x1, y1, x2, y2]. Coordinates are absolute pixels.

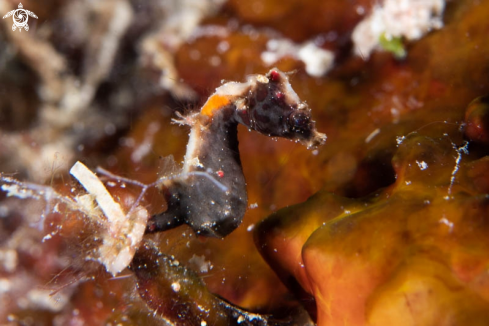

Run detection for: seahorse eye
[[289, 111, 311, 132], [268, 70, 281, 82]]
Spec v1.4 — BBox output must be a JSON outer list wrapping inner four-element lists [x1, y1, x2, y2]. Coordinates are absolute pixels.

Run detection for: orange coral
[[256, 127, 489, 325]]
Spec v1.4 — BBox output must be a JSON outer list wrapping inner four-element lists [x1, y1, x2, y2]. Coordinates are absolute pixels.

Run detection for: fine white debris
[[352, 0, 445, 58], [297, 41, 335, 77], [256, 75, 270, 84], [248, 203, 258, 209], [0, 249, 18, 273], [69, 161, 148, 276], [0, 175, 61, 229], [171, 281, 181, 292], [131, 121, 161, 163], [396, 135, 406, 146], [26, 289, 70, 312], [439, 217, 454, 233], [416, 160, 428, 170], [0, 278, 11, 293], [188, 254, 213, 273], [0, 0, 134, 183], [0, 205, 8, 217], [70, 162, 126, 225], [365, 128, 381, 143], [97, 205, 148, 276], [261, 39, 335, 77], [139, 0, 227, 99], [1, 184, 41, 200], [448, 141, 469, 195]]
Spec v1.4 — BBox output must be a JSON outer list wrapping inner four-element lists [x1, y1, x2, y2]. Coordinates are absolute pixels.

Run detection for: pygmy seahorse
[[146, 68, 326, 238]]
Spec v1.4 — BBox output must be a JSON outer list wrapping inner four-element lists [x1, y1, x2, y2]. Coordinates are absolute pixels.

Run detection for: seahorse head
[[235, 69, 326, 148]]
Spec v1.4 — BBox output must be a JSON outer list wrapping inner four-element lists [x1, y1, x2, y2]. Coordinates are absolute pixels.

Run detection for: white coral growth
[[352, 0, 445, 58], [69, 162, 148, 276], [1, 162, 149, 277], [261, 39, 335, 77]]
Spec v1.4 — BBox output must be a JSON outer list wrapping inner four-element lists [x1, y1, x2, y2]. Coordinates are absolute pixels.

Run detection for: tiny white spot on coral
[[365, 128, 381, 143], [396, 136, 405, 145], [171, 282, 181, 292], [42, 234, 52, 242], [0, 279, 11, 293], [188, 254, 213, 273], [217, 40, 230, 53], [416, 160, 428, 170], [209, 55, 221, 66], [391, 107, 400, 123], [439, 217, 454, 233]]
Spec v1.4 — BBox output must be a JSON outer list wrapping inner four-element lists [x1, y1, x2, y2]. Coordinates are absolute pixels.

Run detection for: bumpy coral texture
[[256, 126, 489, 325]]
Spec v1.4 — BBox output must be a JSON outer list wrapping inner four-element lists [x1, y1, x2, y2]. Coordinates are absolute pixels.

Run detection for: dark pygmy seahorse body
[[146, 69, 326, 238]]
